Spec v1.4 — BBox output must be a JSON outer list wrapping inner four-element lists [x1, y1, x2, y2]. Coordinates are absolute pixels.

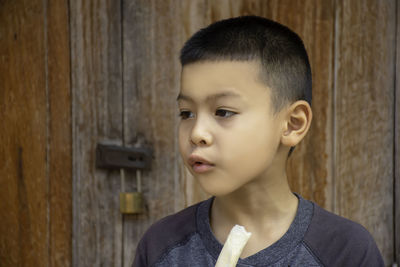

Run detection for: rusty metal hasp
[[96, 144, 152, 170]]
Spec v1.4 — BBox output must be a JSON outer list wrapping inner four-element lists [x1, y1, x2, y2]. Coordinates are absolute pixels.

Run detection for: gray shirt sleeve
[[132, 203, 199, 267], [303, 204, 384, 267]]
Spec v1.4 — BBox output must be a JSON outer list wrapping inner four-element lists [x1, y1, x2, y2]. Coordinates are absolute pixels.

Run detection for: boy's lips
[[188, 155, 215, 173]]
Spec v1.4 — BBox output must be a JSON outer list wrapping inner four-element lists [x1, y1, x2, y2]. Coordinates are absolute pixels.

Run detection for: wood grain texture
[[47, 0, 72, 266], [70, 0, 124, 266], [395, 1, 400, 264], [334, 0, 396, 263], [0, 1, 49, 266], [121, 1, 187, 265]]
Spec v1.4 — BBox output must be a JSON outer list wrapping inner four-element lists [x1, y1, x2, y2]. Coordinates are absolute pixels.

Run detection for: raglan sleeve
[[132, 237, 148, 267], [304, 204, 384, 267], [131, 202, 200, 267], [352, 227, 384, 267]]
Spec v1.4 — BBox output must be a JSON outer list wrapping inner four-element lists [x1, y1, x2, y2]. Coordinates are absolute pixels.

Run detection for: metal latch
[[96, 143, 152, 215], [96, 144, 152, 170]]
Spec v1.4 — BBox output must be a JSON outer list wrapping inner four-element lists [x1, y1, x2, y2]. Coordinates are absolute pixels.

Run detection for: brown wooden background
[[1, 0, 399, 266]]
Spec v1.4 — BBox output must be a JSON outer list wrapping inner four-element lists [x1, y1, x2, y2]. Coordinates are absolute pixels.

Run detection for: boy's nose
[[190, 118, 213, 146]]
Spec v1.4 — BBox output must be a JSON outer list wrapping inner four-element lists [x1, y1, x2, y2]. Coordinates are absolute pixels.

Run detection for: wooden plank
[[334, 0, 396, 264], [395, 1, 400, 264], [121, 1, 188, 265], [47, 0, 72, 266], [69, 0, 124, 266], [0, 0, 48, 266]]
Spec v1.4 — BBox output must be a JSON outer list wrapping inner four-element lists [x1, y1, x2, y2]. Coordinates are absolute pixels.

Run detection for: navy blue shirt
[[133, 195, 384, 266]]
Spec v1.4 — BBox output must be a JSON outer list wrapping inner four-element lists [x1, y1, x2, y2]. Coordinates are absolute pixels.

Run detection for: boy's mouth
[[188, 155, 215, 173]]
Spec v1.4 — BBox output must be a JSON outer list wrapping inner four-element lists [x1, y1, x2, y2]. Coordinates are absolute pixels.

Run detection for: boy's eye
[[215, 109, 237, 118], [179, 110, 194, 120]]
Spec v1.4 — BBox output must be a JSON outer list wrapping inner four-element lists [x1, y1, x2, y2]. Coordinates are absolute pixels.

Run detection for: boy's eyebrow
[[176, 92, 241, 102]]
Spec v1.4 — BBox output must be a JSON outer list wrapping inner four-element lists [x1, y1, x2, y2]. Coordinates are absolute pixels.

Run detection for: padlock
[[119, 192, 144, 214], [119, 168, 145, 214]]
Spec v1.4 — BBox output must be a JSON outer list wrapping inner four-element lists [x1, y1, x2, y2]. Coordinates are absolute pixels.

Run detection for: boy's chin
[[197, 181, 240, 198]]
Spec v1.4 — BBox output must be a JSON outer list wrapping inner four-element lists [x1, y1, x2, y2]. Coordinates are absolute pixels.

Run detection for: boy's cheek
[[178, 124, 189, 140], [178, 129, 192, 158]]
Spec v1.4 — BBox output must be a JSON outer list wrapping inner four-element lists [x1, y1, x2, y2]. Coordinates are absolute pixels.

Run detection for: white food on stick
[[215, 225, 252, 267]]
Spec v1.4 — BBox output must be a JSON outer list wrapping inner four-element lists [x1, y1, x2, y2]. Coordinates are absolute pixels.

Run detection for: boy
[[133, 16, 383, 267]]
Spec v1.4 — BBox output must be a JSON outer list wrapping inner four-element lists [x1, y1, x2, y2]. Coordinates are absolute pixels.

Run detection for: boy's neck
[[210, 172, 298, 258]]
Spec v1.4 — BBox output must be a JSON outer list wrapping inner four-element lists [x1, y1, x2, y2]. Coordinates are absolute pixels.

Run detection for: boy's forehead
[[181, 60, 261, 80], [179, 61, 270, 102], [176, 91, 241, 102]]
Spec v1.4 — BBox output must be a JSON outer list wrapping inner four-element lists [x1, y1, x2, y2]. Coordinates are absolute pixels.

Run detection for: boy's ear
[[281, 100, 312, 147]]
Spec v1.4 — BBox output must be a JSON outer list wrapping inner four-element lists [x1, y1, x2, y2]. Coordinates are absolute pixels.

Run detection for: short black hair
[[180, 16, 312, 111]]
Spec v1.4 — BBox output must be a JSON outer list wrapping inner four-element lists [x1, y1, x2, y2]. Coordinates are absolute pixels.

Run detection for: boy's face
[[178, 61, 286, 196]]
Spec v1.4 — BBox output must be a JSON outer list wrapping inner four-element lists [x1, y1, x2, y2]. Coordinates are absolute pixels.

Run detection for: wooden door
[[1, 1, 398, 266], [0, 0, 71, 266], [62, 0, 400, 266]]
